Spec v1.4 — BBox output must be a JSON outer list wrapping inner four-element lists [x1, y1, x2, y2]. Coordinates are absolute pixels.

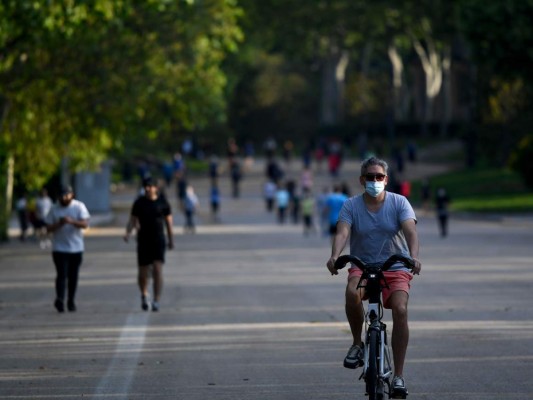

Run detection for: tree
[[459, 0, 533, 168], [231, 0, 401, 147], [0, 0, 243, 240]]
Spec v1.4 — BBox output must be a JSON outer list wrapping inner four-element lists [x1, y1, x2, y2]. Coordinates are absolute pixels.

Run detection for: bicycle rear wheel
[[366, 329, 379, 400]]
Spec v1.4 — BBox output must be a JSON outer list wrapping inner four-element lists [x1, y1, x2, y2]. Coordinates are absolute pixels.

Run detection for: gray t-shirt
[[338, 191, 416, 272], [45, 199, 90, 253]]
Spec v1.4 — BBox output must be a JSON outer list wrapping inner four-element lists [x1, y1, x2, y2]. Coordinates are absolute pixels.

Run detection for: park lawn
[[411, 167, 533, 213], [451, 194, 533, 212]]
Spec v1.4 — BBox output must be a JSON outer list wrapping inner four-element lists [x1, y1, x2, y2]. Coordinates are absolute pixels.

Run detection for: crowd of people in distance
[[11, 135, 451, 316]]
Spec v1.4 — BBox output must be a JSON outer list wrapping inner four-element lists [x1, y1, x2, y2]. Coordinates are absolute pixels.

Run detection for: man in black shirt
[[124, 177, 174, 311]]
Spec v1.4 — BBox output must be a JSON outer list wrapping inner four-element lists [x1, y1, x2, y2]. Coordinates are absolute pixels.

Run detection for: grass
[[411, 167, 533, 213]]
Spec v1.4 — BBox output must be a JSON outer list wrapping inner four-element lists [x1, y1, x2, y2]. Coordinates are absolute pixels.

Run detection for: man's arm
[[326, 221, 350, 275], [402, 218, 421, 275], [46, 219, 64, 233], [46, 215, 88, 232], [62, 217, 89, 229], [165, 214, 174, 249], [123, 215, 138, 242]]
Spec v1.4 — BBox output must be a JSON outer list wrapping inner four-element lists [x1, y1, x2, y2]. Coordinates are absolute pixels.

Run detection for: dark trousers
[[277, 206, 287, 224], [438, 215, 448, 237], [185, 209, 195, 228], [53, 252, 83, 303]]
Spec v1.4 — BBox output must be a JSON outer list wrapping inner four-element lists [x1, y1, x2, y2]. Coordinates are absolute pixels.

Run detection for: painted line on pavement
[[91, 312, 149, 399]]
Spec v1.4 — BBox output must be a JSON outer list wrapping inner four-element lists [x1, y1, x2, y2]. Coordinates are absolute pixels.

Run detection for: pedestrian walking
[[435, 187, 451, 237], [263, 180, 277, 212], [230, 159, 242, 198], [124, 177, 174, 312], [300, 166, 314, 191], [208, 155, 220, 186], [45, 185, 90, 313], [325, 184, 348, 242], [173, 152, 187, 209], [316, 186, 330, 237], [35, 188, 53, 249], [210, 183, 221, 223], [275, 183, 290, 224], [15, 194, 29, 242], [184, 185, 200, 233], [301, 188, 316, 236]]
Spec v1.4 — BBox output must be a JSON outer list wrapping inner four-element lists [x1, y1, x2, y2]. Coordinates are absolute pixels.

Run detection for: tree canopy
[[0, 0, 242, 189]]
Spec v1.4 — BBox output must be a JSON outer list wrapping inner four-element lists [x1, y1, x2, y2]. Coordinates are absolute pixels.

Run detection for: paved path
[[1, 155, 532, 399]]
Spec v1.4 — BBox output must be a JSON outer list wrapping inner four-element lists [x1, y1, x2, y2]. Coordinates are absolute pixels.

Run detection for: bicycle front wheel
[[366, 329, 379, 400]]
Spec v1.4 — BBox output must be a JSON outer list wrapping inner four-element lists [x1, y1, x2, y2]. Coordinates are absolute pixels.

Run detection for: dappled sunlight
[[410, 354, 533, 364], [3, 319, 531, 341], [85, 224, 303, 237]]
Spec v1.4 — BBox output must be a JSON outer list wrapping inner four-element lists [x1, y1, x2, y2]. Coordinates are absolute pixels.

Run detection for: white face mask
[[365, 181, 385, 197]]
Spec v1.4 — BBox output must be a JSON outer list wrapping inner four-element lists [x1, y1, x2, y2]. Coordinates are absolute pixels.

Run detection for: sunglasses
[[364, 173, 387, 181]]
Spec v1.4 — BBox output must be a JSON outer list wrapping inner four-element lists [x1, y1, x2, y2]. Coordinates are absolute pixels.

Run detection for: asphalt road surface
[[1, 157, 532, 400]]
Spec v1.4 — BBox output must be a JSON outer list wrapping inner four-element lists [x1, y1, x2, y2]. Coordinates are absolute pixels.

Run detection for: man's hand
[[62, 216, 75, 224], [411, 258, 422, 275], [168, 241, 174, 250], [123, 233, 130, 243], [326, 257, 339, 275]]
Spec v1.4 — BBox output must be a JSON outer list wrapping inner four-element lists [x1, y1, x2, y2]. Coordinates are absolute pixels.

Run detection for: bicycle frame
[[358, 268, 393, 399], [335, 254, 413, 400]]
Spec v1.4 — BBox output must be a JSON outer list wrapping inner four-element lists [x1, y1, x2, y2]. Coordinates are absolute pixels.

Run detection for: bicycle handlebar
[[334, 254, 415, 272]]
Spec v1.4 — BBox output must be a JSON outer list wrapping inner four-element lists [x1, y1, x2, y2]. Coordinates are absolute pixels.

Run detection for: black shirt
[[132, 195, 171, 242]]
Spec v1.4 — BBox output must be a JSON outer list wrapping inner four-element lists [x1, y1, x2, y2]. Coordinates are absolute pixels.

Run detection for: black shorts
[[33, 218, 47, 229], [137, 240, 166, 266]]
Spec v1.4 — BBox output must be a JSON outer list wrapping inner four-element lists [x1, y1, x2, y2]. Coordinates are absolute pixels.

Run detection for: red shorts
[[348, 268, 413, 309]]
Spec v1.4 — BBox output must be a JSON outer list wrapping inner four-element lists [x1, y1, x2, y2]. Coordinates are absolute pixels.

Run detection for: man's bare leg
[[389, 290, 409, 377], [345, 278, 365, 344]]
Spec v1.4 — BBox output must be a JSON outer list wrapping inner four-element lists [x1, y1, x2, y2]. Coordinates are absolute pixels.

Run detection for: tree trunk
[[388, 43, 404, 121], [0, 153, 14, 242], [0, 98, 13, 241], [440, 45, 452, 137], [320, 43, 349, 127], [412, 36, 443, 136]]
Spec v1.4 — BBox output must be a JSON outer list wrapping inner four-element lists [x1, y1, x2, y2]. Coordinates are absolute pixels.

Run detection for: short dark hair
[[142, 177, 155, 187], [60, 185, 73, 196], [360, 157, 388, 176]]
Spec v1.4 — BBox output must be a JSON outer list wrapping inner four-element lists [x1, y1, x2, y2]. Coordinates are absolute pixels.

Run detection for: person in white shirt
[[45, 185, 90, 313], [35, 188, 53, 249]]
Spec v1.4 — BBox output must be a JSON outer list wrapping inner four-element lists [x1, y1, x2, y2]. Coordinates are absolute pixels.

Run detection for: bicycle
[[334, 253, 414, 400]]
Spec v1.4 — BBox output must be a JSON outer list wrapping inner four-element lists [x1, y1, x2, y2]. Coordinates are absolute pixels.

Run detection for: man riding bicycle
[[326, 156, 421, 397]]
